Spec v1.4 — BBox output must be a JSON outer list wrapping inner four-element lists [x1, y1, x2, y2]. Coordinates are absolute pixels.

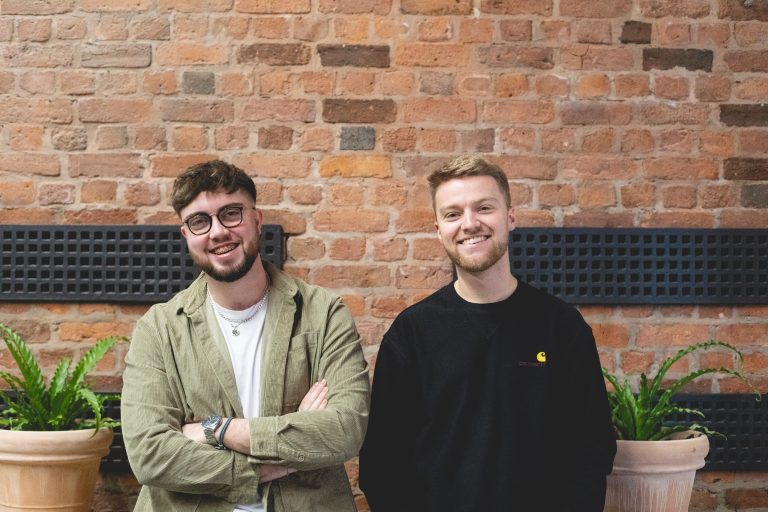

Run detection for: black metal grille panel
[[669, 394, 768, 471], [1, 225, 283, 303], [510, 228, 768, 304]]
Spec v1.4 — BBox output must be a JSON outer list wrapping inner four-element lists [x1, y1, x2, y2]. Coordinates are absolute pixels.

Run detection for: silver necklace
[[213, 290, 268, 336]]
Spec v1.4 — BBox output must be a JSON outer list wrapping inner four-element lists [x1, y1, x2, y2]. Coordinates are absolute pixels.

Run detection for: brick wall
[[1, 0, 767, 510]]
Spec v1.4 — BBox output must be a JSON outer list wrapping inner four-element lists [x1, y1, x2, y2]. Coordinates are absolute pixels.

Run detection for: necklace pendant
[[232, 328, 240, 336]]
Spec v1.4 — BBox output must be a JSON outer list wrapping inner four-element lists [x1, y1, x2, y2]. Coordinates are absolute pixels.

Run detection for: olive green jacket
[[122, 261, 370, 512]]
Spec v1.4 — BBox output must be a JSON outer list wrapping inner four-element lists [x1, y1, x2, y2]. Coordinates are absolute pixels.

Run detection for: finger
[[299, 380, 326, 411], [306, 385, 328, 411]]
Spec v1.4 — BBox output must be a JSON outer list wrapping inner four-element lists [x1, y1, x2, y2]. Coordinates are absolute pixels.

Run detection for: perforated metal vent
[[669, 394, 768, 470], [1, 225, 283, 303], [510, 228, 768, 304]]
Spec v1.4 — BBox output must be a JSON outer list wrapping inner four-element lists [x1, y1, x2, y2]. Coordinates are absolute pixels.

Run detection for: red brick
[[582, 128, 615, 153], [293, 17, 329, 42], [243, 99, 315, 122], [172, 14, 207, 39], [562, 157, 637, 180], [395, 43, 469, 67], [716, 323, 768, 347], [561, 102, 632, 125], [1, 0, 72, 14], [495, 74, 528, 97], [258, 125, 292, 150], [419, 129, 455, 152], [300, 71, 334, 95], [695, 75, 731, 102], [330, 185, 364, 206], [536, 75, 569, 97], [260, 209, 306, 235], [740, 130, 768, 153], [639, 102, 710, 124], [621, 129, 655, 153], [720, 209, 768, 227], [287, 185, 321, 205], [0, 72, 13, 93], [395, 209, 433, 233], [80, 43, 150, 67], [641, 0, 709, 18], [395, 265, 452, 290], [340, 71, 375, 95], [371, 296, 408, 319], [81, 180, 118, 203], [718, 0, 768, 21], [157, 0, 235, 11], [639, 211, 714, 227], [636, 324, 710, 348], [70, 154, 143, 178], [0, 181, 35, 206], [9, 126, 44, 151], [80, 0, 150, 10], [538, 184, 576, 207], [402, 98, 476, 123], [332, 17, 369, 43], [499, 127, 535, 151], [499, 20, 532, 41], [575, 21, 612, 44], [0, 153, 60, 176], [254, 182, 282, 205], [19, 70, 54, 94], [460, 19, 493, 43], [64, 209, 139, 225], [0, 208, 55, 224], [319, 156, 391, 179], [696, 22, 731, 46], [542, 128, 577, 154], [493, 155, 557, 180], [79, 99, 151, 123], [299, 127, 334, 151], [0, 98, 73, 124], [329, 238, 366, 261], [287, 236, 325, 261], [132, 16, 171, 40], [373, 237, 408, 262], [401, 0, 470, 13], [734, 78, 768, 100], [620, 351, 655, 374], [480, 0, 552, 15], [643, 158, 718, 179], [17, 18, 52, 42], [701, 184, 737, 208], [412, 238, 444, 260], [477, 46, 553, 70], [724, 50, 768, 72], [578, 183, 616, 208], [620, 184, 656, 208], [657, 22, 692, 46], [662, 185, 697, 208], [213, 125, 249, 150], [161, 99, 233, 123], [658, 128, 694, 154], [314, 209, 388, 232], [156, 42, 228, 65], [560, 0, 631, 17], [734, 22, 767, 47], [2, 43, 73, 67], [699, 130, 735, 157], [380, 71, 415, 96], [134, 127, 167, 150], [235, 0, 310, 13], [382, 127, 417, 152], [561, 45, 634, 70], [615, 74, 650, 97], [172, 126, 209, 151], [517, 209, 556, 226], [417, 17, 452, 42], [654, 76, 689, 100], [312, 265, 390, 289], [94, 14, 130, 40], [539, 20, 570, 43], [143, 71, 177, 95], [124, 182, 161, 206], [231, 154, 311, 179], [95, 126, 128, 150], [150, 153, 218, 177], [59, 70, 96, 95], [575, 74, 609, 98], [481, 100, 554, 124], [100, 72, 138, 94]]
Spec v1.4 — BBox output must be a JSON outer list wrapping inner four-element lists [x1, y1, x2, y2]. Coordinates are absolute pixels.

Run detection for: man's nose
[[208, 215, 229, 237], [460, 211, 480, 230]]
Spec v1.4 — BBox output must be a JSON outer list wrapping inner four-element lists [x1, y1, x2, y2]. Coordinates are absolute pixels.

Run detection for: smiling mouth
[[459, 236, 489, 246], [211, 243, 238, 255]]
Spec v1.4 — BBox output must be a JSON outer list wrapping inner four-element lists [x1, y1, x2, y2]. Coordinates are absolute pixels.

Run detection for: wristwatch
[[202, 415, 222, 447]]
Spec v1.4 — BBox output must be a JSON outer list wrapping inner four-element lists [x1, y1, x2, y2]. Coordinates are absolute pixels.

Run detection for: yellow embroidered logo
[[536, 351, 547, 363]]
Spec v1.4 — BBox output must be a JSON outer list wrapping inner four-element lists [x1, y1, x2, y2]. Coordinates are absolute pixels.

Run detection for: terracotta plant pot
[[0, 428, 113, 512], [604, 431, 709, 512]]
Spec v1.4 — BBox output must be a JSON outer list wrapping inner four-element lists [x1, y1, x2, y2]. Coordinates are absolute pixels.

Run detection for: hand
[[181, 422, 205, 444], [259, 463, 297, 483], [298, 379, 329, 412]]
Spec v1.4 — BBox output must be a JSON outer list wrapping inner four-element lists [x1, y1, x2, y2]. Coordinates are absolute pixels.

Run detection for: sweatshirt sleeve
[[358, 327, 424, 512], [561, 314, 618, 512]]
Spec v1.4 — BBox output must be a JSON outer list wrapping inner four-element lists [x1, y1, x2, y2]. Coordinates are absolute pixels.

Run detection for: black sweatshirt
[[359, 280, 617, 512]]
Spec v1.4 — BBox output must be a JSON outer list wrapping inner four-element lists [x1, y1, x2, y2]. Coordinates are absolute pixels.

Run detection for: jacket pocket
[[281, 332, 318, 413]]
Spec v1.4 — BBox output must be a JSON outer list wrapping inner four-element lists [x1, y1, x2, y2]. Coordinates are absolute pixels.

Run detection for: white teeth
[[461, 236, 487, 245], [212, 244, 236, 255]]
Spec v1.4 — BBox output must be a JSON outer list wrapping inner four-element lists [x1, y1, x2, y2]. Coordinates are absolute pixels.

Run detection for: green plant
[[0, 322, 123, 431], [602, 340, 759, 441]]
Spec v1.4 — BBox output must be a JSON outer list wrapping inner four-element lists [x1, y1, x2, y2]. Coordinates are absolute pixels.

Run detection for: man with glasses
[[122, 160, 370, 512]]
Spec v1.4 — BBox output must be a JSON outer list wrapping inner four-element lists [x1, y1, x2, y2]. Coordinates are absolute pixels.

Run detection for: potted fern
[[0, 322, 122, 512], [602, 340, 758, 512]]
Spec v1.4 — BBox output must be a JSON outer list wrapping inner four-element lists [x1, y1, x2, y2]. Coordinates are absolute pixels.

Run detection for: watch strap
[[216, 417, 234, 450]]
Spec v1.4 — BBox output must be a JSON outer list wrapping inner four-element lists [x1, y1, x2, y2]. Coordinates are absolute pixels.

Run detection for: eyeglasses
[[183, 205, 248, 235]]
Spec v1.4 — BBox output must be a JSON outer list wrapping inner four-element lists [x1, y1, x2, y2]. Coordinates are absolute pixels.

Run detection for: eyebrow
[[183, 202, 245, 222], [437, 196, 502, 214]]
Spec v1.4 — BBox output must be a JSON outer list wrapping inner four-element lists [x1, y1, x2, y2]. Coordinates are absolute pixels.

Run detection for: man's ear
[[507, 207, 516, 230], [180, 223, 189, 238]]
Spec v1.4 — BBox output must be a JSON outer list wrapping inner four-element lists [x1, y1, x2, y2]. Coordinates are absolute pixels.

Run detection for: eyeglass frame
[[182, 204, 255, 235]]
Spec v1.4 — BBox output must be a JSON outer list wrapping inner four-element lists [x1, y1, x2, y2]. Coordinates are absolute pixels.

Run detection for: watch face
[[203, 415, 221, 430]]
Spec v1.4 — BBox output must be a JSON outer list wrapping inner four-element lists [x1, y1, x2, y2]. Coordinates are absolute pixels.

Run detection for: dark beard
[[194, 237, 260, 283]]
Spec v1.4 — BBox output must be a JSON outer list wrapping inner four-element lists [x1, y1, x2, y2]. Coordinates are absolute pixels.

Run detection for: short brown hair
[[427, 155, 511, 209], [171, 160, 257, 215]]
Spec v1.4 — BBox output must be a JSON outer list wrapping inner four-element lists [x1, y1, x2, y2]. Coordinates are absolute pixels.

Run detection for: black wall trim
[[1, 224, 283, 303], [510, 228, 768, 304]]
